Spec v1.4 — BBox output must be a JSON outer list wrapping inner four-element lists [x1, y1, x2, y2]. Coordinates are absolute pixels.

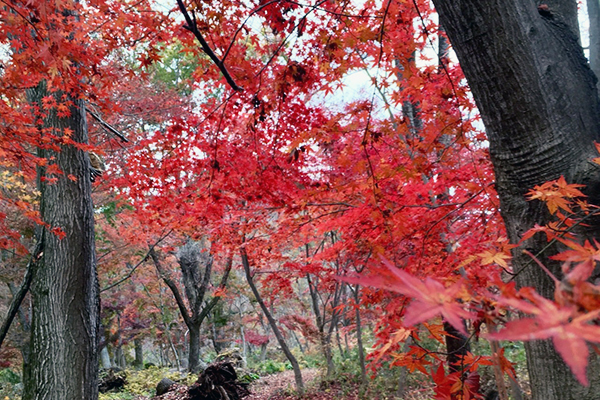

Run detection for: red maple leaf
[[488, 287, 600, 385], [342, 257, 473, 335]]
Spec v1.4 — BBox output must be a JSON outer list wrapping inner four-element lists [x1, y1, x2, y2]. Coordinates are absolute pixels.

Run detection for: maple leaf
[[424, 322, 446, 344], [391, 345, 432, 374], [341, 257, 474, 335], [526, 176, 585, 215], [492, 347, 516, 379], [552, 239, 600, 283], [374, 328, 411, 363], [457, 352, 494, 372], [488, 288, 600, 385], [477, 249, 511, 269], [593, 142, 600, 164]]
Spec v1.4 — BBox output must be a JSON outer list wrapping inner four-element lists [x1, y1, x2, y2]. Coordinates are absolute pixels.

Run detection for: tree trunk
[[150, 247, 232, 373], [260, 342, 268, 362], [188, 324, 202, 373], [396, 336, 413, 397], [306, 272, 335, 378], [100, 346, 112, 370], [241, 248, 304, 394], [432, 1, 600, 398], [210, 321, 223, 354], [134, 337, 144, 370], [114, 345, 126, 369], [23, 84, 99, 400], [321, 334, 335, 378], [444, 321, 470, 373], [545, 0, 580, 41], [353, 286, 367, 385], [588, 0, 600, 78]]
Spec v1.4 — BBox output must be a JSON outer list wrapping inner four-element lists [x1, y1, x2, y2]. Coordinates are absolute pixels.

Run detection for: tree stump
[[152, 361, 250, 400]]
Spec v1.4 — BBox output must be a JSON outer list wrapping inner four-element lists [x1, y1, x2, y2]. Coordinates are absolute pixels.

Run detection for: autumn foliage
[[1, 1, 600, 399]]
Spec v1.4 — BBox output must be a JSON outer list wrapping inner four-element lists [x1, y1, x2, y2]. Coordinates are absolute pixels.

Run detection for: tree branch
[[194, 254, 214, 314], [196, 256, 233, 325], [101, 230, 172, 292], [0, 239, 44, 350], [86, 106, 129, 143], [149, 248, 192, 327], [176, 0, 243, 92]]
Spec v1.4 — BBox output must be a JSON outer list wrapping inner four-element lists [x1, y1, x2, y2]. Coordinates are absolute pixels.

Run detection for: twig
[[509, 208, 600, 281], [86, 106, 129, 143], [100, 229, 173, 292]]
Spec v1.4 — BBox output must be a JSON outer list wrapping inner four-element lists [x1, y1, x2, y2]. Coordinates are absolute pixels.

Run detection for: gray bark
[[100, 346, 112, 370], [545, 0, 581, 41], [352, 286, 367, 385], [588, 0, 600, 78], [241, 248, 304, 394], [23, 84, 99, 400], [134, 337, 144, 370], [188, 324, 201, 372], [432, 1, 600, 398]]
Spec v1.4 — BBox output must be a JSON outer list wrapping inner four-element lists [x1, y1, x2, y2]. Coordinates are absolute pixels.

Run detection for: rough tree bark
[[23, 83, 100, 400], [432, 1, 600, 398]]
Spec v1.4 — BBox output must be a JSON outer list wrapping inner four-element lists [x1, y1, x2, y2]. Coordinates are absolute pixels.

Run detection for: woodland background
[[1, 1, 600, 400]]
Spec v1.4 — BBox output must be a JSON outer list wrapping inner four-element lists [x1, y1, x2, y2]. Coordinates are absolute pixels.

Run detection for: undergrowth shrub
[[252, 359, 291, 375], [99, 367, 195, 399], [0, 368, 21, 399]]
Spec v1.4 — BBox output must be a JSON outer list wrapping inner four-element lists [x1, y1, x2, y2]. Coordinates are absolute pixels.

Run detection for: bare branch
[[0, 238, 44, 350], [176, 0, 243, 92], [150, 247, 193, 326], [86, 106, 129, 143], [100, 230, 173, 292], [196, 256, 233, 325]]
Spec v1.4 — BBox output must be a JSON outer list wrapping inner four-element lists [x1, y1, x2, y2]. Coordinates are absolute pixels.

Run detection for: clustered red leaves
[[358, 177, 600, 387], [3, 0, 600, 396]]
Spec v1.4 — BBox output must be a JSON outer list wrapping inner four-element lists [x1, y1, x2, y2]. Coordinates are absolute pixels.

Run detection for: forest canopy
[[1, 1, 600, 400]]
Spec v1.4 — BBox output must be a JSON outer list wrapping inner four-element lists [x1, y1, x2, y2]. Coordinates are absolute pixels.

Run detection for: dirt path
[[245, 369, 321, 400]]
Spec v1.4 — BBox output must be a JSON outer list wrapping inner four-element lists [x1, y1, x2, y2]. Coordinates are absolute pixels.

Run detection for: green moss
[[99, 367, 196, 400]]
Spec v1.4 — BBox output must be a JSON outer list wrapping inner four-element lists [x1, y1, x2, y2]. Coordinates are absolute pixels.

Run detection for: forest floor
[[246, 369, 320, 400], [143, 367, 431, 400], [243, 368, 430, 400], [245, 368, 363, 400]]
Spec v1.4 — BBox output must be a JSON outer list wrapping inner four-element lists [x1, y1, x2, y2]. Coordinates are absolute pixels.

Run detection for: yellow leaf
[[478, 250, 511, 268]]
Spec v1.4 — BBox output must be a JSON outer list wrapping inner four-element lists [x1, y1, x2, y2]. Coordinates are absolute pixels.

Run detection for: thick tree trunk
[[444, 321, 470, 373], [545, 0, 580, 41], [23, 85, 99, 400], [432, 1, 600, 398]]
